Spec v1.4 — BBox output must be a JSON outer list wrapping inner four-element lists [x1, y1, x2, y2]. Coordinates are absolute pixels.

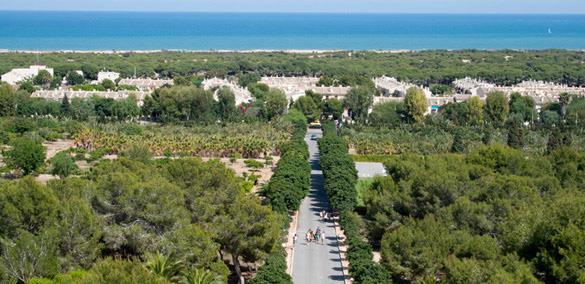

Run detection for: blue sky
[[1, 0, 584, 14]]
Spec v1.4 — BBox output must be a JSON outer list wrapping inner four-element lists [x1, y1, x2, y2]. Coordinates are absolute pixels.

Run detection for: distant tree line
[[3, 50, 585, 86]]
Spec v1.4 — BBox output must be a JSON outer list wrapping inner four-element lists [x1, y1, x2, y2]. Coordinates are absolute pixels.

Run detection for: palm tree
[[181, 268, 225, 284], [144, 252, 184, 282]]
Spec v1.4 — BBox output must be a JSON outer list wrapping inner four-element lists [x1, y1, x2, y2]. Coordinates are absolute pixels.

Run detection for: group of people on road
[[291, 210, 334, 247], [305, 227, 325, 244]]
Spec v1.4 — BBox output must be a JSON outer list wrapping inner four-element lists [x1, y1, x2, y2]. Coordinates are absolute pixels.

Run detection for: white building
[[118, 78, 173, 92], [374, 76, 432, 98], [260, 76, 350, 101], [374, 94, 479, 115], [31, 90, 149, 106], [453, 77, 496, 97], [311, 86, 351, 100], [453, 78, 585, 105], [374, 76, 410, 97], [1, 65, 54, 85], [202, 78, 253, 105], [97, 71, 120, 83]]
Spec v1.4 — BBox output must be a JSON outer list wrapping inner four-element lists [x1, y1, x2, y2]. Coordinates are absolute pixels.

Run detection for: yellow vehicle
[[309, 120, 321, 129]]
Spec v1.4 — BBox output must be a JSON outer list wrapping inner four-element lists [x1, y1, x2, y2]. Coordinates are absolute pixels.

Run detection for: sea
[[1, 12, 585, 50]]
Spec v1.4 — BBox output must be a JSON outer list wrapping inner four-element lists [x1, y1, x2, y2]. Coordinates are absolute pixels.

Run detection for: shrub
[[50, 152, 78, 178], [0, 129, 9, 144], [78, 258, 168, 284], [244, 159, 264, 169], [163, 149, 173, 158], [5, 137, 46, 175], [118, 123, 143, 136], [250, 246, 292, 284], [340, 211, 390, 283], [121, 144, 152, 163], [88, 147, 110, 162], [241, 181, 254, 193], [8, 117, 36, 134]]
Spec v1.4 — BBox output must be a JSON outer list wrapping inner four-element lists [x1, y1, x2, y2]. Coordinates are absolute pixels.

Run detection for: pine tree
[[562, 131, 573, 147], [450, 131, 465, 153], [507, 118, 525, 150], [60, 95, 71, 116], [482, 128, 492, 145], [547, 128, 562, 154]]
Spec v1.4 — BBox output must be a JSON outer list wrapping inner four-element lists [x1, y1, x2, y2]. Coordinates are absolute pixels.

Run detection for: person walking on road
[[321, 210, 328, 221], [293, 233, 298, 245], [320, 231, 325, 245], [315, 227, 321, 243]]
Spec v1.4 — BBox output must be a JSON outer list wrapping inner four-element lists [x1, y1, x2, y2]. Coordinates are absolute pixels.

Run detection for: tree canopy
[[0, 156, 282, 283], [345, 86, 375, 122], [403, 87, 428, 123], [5, 137, 46, 175]]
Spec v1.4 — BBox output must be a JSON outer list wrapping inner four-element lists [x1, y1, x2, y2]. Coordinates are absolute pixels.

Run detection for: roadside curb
[[285, 210, 299, 275], [333, 216, 352, 284]]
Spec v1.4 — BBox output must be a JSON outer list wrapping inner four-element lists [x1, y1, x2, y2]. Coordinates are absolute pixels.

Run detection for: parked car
[[309, 120, 322, 129]]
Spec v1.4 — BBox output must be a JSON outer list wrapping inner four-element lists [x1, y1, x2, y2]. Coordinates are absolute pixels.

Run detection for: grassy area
[[355, 178, 375, 208]]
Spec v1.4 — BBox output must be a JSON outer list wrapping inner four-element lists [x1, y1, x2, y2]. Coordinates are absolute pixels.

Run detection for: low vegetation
[[75, 122, 290, 159]]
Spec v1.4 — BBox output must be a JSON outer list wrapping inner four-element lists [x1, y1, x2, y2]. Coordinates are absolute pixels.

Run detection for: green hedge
[[254, 118, 309, 284], [250, 246, 292, 284], [340, 211, 390, 283], [319, 122, 358, 212], [263, 120, 310, 213], [320, 122, 390, 283]]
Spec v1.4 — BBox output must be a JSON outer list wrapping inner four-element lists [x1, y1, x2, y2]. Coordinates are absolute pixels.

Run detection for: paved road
[[292, 128, 345, 284]]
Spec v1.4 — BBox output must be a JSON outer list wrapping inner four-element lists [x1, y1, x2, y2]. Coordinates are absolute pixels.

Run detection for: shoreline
[[1, 49, 584, 54], [0, 49, 413, 54]]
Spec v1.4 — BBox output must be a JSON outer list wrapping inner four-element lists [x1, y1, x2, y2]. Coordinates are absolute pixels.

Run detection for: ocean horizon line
[[1, 10, 585, 16]]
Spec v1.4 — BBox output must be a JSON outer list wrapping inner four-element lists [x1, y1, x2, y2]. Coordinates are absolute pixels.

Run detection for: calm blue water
[[1, 12, 585, 50]]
